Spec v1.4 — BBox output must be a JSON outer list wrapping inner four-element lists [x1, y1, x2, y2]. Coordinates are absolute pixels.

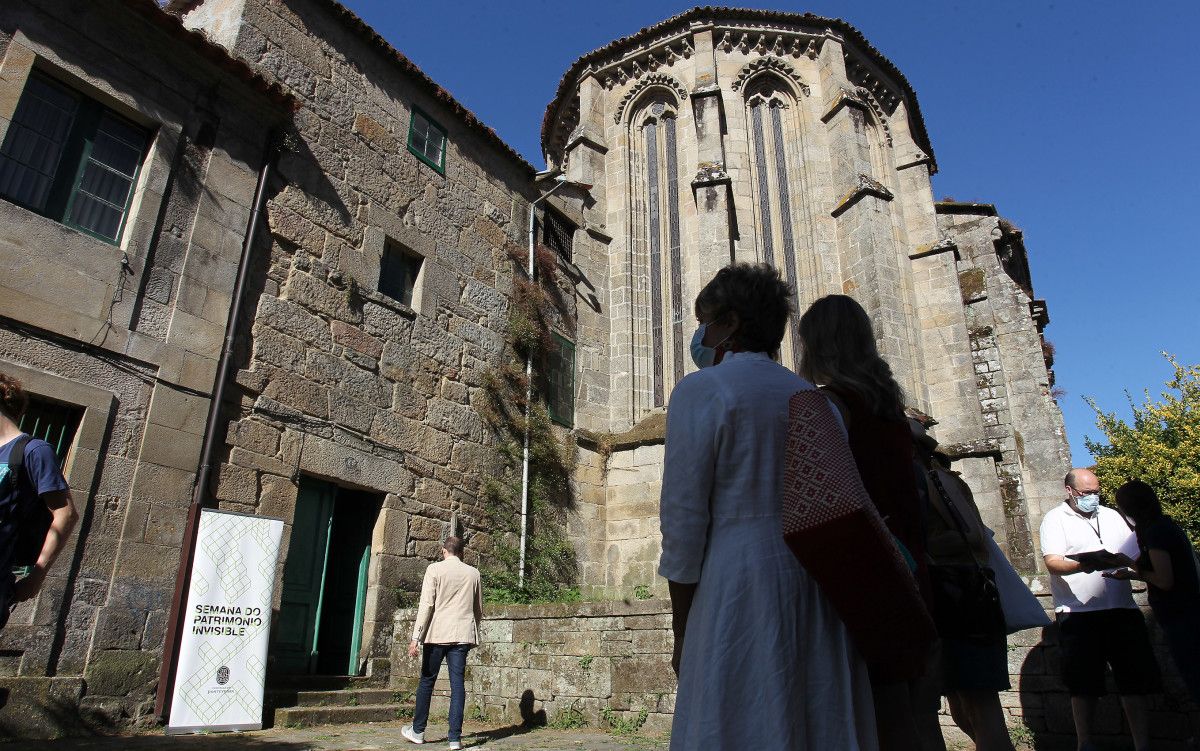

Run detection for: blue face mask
[[1076, 493, 1100, 514], [690, 324, 717, 369]]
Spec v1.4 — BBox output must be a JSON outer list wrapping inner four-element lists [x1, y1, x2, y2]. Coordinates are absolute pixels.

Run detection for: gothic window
[[745, 76, 804, 366], [628, 93, 684, 409], [546, 333, 575, 427]]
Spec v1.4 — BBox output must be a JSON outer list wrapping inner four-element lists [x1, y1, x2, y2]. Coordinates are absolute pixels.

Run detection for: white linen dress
[[659, 351, 877, 750]]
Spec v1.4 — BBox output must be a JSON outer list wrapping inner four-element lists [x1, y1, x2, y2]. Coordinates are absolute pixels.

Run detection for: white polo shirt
[[1039, 502, 1139, 613]]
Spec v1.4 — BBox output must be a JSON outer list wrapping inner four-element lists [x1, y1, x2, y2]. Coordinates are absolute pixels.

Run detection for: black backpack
[[5, 436, 54, 569]]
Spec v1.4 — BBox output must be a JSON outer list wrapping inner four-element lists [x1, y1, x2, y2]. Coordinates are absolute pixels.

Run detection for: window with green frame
[[546, 333, 575, 427], [17, 395, 83, 464], [0, 71, 150, 244], [407, 107, 446, 174]]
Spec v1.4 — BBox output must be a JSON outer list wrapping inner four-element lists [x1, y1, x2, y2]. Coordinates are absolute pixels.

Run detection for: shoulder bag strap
[[926, 465, 987, 571], [8, 435, 30, 489]]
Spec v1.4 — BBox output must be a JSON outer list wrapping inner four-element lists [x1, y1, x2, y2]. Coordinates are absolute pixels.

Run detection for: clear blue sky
[[342, 0, 1199, 464]]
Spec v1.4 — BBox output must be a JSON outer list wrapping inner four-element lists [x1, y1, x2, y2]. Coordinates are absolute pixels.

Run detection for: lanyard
[[1084, 514, 1102, 544]]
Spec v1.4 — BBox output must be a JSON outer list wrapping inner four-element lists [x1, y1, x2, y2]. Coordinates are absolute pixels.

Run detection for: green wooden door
[[315, 492, 377, 675], [273, 479, 335, 674]]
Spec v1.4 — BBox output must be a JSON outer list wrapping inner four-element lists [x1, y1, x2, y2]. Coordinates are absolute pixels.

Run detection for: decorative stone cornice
[[909, 237, 960, 262], [716, 29, 823, 59], [598, 34, 695, 91], [830, 174, 894, 217], [844, 50, 900, 113], [855, 87, 892, 146], [613, 73, 689, 124], [730, 55, 811, 95]]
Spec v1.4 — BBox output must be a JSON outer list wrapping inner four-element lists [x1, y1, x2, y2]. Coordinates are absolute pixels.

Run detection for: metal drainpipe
[[519, 178, 570, 588], [154, 131, 282, 719]]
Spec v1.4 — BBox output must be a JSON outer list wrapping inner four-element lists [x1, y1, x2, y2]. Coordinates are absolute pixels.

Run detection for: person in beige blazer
[[402, 536, 482, 750]]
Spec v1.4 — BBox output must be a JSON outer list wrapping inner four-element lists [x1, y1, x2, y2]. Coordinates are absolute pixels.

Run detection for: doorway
[[271, 478, 381, 675]]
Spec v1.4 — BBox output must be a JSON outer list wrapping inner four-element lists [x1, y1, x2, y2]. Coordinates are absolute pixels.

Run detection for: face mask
[[1075, 493, 1100, 514], [690, 324, 717, 369], [690, 323, 734, 368]]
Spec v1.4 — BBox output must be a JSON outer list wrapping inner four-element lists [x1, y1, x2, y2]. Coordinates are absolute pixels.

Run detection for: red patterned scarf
[[781, 390, 936, 682]]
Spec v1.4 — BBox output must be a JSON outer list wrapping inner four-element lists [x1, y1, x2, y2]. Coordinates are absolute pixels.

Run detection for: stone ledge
[[830, 174, 894, 218], [577, 412, 667, 454], [909, 237, 960, 262]]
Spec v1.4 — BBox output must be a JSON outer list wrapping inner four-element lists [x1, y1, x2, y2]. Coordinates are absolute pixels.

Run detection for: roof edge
[[542, 6, 936, 172]]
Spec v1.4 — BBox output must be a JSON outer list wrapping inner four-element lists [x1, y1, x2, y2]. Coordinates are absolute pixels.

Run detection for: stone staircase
[[265, 674, 418, 728]]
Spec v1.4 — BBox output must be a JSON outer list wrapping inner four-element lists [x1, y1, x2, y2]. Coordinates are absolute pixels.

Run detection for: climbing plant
[[476, 243, 580, 603]]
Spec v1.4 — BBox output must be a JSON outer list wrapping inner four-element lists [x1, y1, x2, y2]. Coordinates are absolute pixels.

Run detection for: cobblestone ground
[[3, 720, 671, 751], [2, 720, 993, 751]]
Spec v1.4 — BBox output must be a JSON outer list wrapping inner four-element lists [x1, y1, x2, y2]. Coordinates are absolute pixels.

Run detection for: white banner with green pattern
[[167, 509, 284, 734]]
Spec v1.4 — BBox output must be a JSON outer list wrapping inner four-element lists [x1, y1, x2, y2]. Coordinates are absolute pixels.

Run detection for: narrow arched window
[[745, 76, 804, 367], [628, 93, 684, 409]]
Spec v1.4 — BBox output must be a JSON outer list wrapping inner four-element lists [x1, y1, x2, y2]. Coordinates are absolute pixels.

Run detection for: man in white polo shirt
[[1040, 467, 1159, 751]]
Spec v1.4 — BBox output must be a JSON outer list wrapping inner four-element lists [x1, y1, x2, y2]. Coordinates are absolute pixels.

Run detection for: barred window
[[541, 207, 574, 262]]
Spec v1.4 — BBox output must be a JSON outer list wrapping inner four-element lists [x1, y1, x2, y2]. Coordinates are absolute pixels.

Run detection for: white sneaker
[[401, 725, 424, 744], [448, 743, 462, 750]]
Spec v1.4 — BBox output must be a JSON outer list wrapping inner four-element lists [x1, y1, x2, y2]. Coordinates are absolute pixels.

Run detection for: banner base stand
[[166, 722, 263, 735]]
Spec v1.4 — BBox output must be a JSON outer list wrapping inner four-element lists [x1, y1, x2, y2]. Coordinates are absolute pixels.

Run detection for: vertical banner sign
[[167, 509, 284, 734]]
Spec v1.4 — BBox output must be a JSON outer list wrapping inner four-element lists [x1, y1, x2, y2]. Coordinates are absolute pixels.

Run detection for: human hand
[[11, 568, 46, 603], [1102, 567, 1135, 580], [408, 640, 420, 659], [671, 636, 684, 678]]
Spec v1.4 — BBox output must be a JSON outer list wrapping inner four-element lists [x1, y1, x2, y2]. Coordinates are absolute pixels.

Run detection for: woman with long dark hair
[[798, 294, 950, 751], [1110, 480, 1200, 718]]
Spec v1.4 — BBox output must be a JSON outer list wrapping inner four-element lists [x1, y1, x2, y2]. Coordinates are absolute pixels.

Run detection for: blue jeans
[[412, 643, 471, 742]]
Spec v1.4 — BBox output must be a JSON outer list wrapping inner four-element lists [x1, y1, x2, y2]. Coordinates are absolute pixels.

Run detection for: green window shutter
[[407, 107, 446, 174], [0, 71, 149, 244]]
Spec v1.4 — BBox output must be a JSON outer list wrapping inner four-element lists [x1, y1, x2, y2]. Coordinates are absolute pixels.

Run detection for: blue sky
[[341, 0, 1199, 464]]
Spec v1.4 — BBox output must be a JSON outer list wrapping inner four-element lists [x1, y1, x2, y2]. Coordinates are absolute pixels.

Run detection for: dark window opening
[[18, 395, 83, 464], [546, 333, 575, 427], [0, 72, 150, 243], [541, 207, 575, 263], [379, 240, 422, 308]]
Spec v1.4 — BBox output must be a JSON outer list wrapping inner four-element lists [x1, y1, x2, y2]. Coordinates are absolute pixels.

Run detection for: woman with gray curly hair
[[659, 264, 877, 750]]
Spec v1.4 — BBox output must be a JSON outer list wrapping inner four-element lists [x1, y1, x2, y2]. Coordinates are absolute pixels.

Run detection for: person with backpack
[[0, 373, 78, 629]]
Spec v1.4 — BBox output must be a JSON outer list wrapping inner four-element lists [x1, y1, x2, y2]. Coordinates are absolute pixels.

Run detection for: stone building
[[0, 0, 291, 734], [544, 8, 1069, 594], [0, 0, 1071, 736]]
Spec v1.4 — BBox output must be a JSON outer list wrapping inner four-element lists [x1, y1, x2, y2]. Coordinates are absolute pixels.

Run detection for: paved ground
[[0, 720, 1004, 751], [2, 720, 671, 751]]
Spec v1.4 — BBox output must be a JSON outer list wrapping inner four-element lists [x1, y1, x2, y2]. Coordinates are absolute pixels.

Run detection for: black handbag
[[925, 467, 1006, 639]]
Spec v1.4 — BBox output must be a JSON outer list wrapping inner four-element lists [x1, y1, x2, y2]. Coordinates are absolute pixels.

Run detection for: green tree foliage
[[1086, 354, 1200, 547]]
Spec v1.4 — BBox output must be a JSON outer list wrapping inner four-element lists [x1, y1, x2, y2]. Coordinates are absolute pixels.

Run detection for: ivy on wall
[[476, 244, 580, 603]]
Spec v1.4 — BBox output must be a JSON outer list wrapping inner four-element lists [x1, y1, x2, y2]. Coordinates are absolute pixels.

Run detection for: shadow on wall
[[468, 690, 545, 746], [1020, 615, 1200, 751]]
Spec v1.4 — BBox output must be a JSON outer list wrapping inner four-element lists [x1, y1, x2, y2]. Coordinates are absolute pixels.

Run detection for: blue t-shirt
[[0, 435, 70, 578]]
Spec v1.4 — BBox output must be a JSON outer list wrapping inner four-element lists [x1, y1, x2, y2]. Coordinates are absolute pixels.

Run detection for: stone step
[[268, 687, 406, 708], [266, 674, 382, 692], [273, 702, 413, 728]]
